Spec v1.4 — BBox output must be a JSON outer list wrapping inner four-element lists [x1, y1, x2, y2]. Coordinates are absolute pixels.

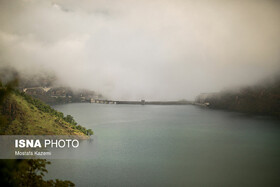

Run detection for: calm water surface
[[46, 103, 280, 186]]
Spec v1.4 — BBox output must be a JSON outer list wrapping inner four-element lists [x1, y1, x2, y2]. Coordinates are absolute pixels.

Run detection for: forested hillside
[[0, 79, 94, 186], [196, 76, 280, 117], [0, 90, 93, 135]]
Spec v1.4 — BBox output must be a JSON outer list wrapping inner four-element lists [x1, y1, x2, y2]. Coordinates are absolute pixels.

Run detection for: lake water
[[46, 103, 280, 186]]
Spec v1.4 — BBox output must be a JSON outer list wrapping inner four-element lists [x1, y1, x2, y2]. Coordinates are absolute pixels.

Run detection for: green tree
[[86, 129, 94, 136], [0, 159, 74, 187]]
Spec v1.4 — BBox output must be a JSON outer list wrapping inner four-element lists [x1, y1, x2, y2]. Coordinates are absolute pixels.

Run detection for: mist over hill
[[0, 67, 103, 104], [196, 74, 280, 117]]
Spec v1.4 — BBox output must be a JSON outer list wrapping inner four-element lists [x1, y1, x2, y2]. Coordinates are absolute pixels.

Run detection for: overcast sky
[[0, 0, 280, 100]]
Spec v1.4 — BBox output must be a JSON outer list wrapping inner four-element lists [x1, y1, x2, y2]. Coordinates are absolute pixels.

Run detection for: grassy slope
[[2, 92, 86, 136]]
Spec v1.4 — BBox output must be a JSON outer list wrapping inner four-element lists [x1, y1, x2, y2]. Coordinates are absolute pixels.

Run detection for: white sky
[[0, 0, 280, 100]]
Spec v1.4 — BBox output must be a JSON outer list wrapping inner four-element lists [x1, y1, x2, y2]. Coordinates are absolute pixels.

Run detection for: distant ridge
[[195, 76, 280, 117]]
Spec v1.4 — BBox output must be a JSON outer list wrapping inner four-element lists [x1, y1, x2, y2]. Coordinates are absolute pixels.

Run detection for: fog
[[0, 0, 280, 100]]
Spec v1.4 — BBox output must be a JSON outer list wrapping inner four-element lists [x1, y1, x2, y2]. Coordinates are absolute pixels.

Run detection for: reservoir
[[46, 103, 280, 186]]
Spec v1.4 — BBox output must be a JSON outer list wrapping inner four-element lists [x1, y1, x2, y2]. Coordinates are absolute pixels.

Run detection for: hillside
[[22, 86, 102, 105], [0, 79, 91, 186], [196, 76, 280, 117], [0, 89, 93, 136]]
